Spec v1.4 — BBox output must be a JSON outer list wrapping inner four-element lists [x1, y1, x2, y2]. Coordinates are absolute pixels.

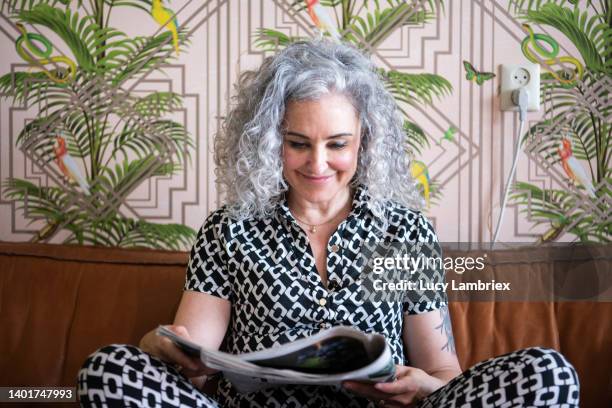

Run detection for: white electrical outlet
[[500, 63, 540, 112]]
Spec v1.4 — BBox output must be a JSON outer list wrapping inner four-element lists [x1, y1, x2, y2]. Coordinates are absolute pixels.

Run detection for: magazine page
[[156, 325, 396, 393], [217, 338, 396, 393], [240, 326, 384, 369]]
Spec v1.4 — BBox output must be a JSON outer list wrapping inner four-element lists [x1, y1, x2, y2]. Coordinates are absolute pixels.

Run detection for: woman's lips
[[299, 173, 333, 184]]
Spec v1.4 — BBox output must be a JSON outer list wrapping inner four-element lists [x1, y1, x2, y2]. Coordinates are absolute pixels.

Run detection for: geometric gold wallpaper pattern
[[0, 0, 606, 245]]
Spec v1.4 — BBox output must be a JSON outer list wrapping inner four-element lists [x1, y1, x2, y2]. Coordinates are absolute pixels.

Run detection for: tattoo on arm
[[434, 304, 456, 354]]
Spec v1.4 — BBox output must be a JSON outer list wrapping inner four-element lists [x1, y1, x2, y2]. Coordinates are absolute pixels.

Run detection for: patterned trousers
[[78, 345, 579, 407]]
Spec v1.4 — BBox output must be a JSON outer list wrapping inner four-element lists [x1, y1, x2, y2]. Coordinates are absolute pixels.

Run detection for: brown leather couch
[[1, 241, 610, 407]]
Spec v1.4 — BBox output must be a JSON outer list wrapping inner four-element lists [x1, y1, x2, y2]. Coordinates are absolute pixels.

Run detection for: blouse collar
[[276, 184, 374, 227]]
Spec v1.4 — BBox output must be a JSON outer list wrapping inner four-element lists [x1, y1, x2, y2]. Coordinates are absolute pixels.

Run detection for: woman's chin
[[290, 185, 349, 204]]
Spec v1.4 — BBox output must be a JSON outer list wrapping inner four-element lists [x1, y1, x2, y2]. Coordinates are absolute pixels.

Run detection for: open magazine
[[156, 325, 396, 393]]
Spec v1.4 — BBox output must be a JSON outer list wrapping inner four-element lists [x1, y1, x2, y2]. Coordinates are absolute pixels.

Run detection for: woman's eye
[[288, 141, 308, 149], [329, 142, 348, 150]]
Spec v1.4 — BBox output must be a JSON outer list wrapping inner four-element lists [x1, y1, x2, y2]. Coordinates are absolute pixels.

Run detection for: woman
[[78, 40, 579, 407]]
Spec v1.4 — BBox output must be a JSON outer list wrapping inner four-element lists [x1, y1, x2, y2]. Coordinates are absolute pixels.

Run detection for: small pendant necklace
[[291, 203, 350, 233], [292, 217, 329, 233]]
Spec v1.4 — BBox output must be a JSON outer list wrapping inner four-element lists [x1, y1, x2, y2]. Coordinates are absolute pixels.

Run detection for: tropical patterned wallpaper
[[0, 0, 609, 248]]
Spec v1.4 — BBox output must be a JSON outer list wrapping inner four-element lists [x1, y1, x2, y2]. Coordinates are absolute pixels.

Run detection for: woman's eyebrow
[[285, 131, 353, 139]]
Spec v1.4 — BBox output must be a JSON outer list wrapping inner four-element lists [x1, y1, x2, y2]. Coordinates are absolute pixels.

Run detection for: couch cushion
[[0, 242, 187, 387], [449, 301, 560, 366]]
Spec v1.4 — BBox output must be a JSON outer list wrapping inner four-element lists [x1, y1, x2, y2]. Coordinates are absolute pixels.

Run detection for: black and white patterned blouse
[[185, 185, 445, 408]]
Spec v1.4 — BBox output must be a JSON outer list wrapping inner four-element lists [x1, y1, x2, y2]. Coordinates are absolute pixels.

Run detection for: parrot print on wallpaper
[[0, 0, 195, 249], [152, 0, 180, 56], [507, 0, 610, 243]]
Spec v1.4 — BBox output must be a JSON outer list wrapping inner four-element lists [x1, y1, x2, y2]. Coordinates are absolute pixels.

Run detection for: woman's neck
[[287, 188, 353, 225]]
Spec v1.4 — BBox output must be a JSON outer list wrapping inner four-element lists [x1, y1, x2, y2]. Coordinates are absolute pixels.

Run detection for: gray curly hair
[[214, 39, 423, 221]]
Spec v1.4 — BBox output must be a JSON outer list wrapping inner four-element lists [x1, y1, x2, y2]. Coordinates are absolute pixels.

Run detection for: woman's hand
[[343, 365, 445, 407], [139, 325, 216, 379]]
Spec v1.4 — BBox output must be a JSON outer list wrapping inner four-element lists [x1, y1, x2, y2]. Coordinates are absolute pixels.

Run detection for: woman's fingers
[[140, 324, 215, 378], [374, 371, 418, 394], [157, 336, 200, 370], [178, 365, 209, 378], [169, 325, 190, 338], [155, 325, 212, 374], [344, 366, 423, 407], [342, 381, 390, 401]]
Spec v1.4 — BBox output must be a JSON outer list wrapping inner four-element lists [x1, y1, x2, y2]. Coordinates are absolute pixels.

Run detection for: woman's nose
[[308, 146, 328, 174]]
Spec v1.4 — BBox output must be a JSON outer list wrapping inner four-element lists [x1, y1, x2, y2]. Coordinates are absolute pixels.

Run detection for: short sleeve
[[184, 208, 233, 301], [402, 212, 448, 315]]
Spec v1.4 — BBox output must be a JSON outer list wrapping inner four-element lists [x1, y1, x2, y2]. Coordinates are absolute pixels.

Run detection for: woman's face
[[282, 93, 361, 205]]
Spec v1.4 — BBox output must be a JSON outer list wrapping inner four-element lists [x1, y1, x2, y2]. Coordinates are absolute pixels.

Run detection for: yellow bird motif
[[152, 0, 180, 56], [411, 160, 431, 208]]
